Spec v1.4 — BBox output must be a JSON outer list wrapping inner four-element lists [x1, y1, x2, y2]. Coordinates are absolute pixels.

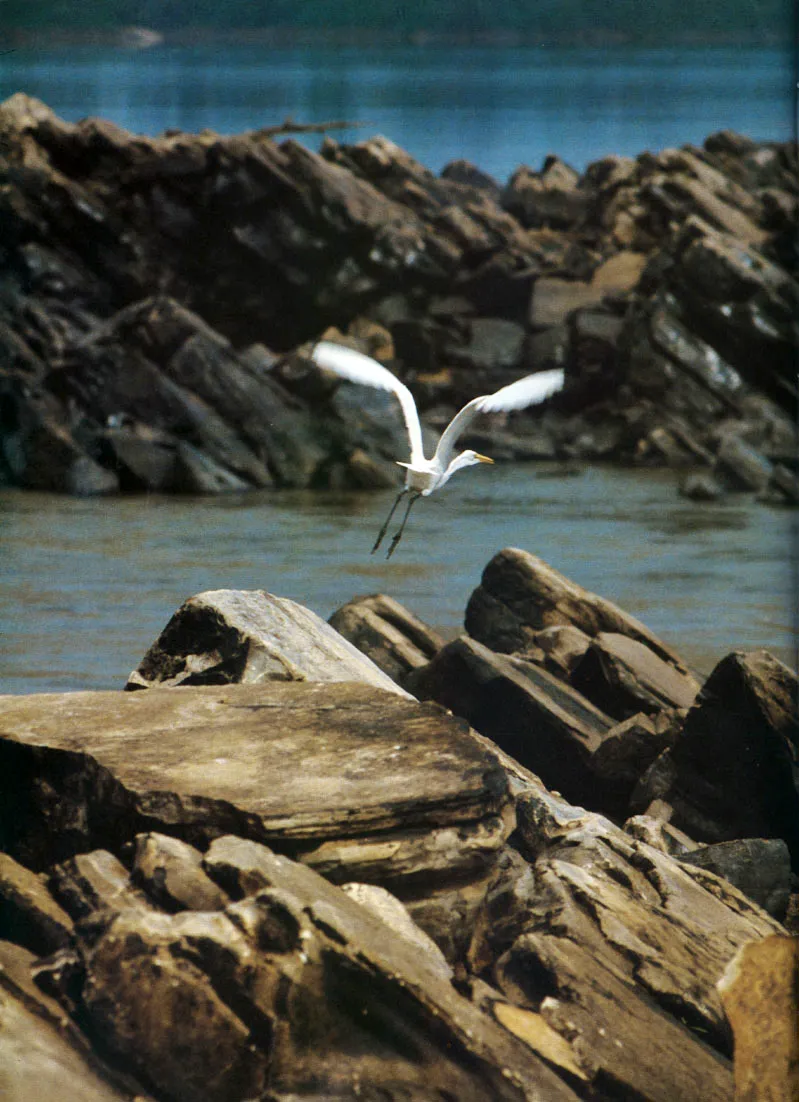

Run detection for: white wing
[[434, 368, 564, 468], [311, 341, 425, 464]]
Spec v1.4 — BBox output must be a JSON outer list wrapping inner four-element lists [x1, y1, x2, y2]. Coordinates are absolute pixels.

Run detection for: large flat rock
[[0, 682, 512, 887]]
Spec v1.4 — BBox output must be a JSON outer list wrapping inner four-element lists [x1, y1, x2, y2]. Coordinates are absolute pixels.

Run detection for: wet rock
[[635, 650, 799, 869], [328, 593, 444, 685], [131, 832, 230, 913], [127, 588, 407, 693], [678, 838, 792, 919], [465, 547, 688, 668], [0, 852, 74, 955], [570, 631, 700, 720]]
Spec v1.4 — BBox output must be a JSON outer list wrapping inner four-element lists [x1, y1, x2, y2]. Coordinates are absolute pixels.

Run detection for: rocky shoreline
[[0, 94, 797, 503], [1, 548, 797, 1099]]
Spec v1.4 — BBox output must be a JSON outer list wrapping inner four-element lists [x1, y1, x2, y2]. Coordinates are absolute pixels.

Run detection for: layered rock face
[[1, 552, 797, 1100], [0, 95, 796, 500]]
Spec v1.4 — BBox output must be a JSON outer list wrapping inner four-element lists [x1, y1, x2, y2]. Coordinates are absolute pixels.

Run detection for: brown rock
[[131, 832, 229, 912], [127, 588, 407, 693], [328, 592, 444, 684], [0, 852, 74, 955]]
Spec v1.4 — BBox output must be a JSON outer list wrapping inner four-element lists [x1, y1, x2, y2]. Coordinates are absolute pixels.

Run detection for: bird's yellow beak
[[475, 453, 494, 464]]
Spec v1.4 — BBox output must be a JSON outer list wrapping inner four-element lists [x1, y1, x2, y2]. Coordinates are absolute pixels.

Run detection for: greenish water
[[1, 465, 795, 693]]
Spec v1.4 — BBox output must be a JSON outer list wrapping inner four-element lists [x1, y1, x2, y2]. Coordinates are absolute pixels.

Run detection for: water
[[0, 45, 795, 693], [0, 44, 793, 180], [1, 466, 795, 694]]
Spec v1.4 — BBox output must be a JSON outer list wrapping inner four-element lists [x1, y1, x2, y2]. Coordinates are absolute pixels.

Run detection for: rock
[[678, 838, 792, 919], [589, 712, 678, 815], [77, 843, 578, 1101], [488, 772, 783, 1102], [623, 813, 698, 856], [126, 588, 408, 694], [680, 469, 723, 500], [0, 852, 74, 955], [0, 680, 514, 904], [131, 832, 230, 912], [718, 935, 799, 1101], [570, 631, 701, 720], [635, 650, 799, 868], [407, 634, 613, 807], [0, 941, 151, 1102], [328, 593, 444, 685], [529, 276, 605, 329], [50, 850, 154, 920], [340, 881, 453, 979], [714, 432, 773, 491], [528, 623, 592, 678], [502, 160, 588, 230], [465, 547, 689, 669]]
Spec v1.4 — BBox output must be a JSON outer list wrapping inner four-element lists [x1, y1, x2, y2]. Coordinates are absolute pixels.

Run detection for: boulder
[[570, 631, 700, 719], [127, 588, 407, 694], [0, 852, 74, 956], [634, 650, 799, 868], [131, 832, 230, 913], [678, 838, 792, 919], [328, 592, 444, 685], [465, 547, 689, 669], [407, 634, 613, 807], [0, 681, 514, 921]]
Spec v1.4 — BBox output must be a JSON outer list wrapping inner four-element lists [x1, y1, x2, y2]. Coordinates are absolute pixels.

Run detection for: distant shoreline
[[3, 26, 791, 50]]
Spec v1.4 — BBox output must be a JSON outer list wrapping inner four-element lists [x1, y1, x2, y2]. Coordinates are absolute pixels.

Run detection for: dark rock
[[0, 852, 74, 955], [328, 593, 444, 685], [407, 634, 612, 807], [678, 838, 792, 919], [440, 158, 500, 195], [127, 588, 406, 693], [570, 631, 700, 720], [589, 712, 679, 815], [636, 650, 799, 869]]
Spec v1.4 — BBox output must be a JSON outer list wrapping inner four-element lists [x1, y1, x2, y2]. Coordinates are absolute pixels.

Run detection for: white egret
[[311, 340, 565, 557]]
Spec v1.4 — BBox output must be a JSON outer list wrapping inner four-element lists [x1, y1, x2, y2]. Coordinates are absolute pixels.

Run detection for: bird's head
[[455, 450, 494, 469]]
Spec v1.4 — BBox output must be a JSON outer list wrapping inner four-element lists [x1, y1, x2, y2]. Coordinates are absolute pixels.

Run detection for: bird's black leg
[[372, 489, 407, 554], [386, 492, 421, 559]]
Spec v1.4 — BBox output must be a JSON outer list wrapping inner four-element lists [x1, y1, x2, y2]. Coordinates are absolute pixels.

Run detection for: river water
[[0, 43, 793, 180], [1, 466, 795, 694], [0, 45, 795, 693]]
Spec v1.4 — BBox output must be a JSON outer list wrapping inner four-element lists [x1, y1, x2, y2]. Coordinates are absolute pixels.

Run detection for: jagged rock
[[588, 712, 679, 816], [494, 773, 784, 1101], [465, 546, 689, 668], [714, 432, 773, 491], [328, 593, 444, 685], [0, 852, 74, 955], [678, 838, 792, 919], [570, 631, 700, 719], [0, 941, 152, 1102], [406, 634, 613, 807], [50, 850, 154, 920], [76, 842, 578, 1102], [634, 650, 799, 869], [623, 813, 697, 856], [131, 832, 230, 913], [127, 588, 407, 693], [0, 681, 514, 910]]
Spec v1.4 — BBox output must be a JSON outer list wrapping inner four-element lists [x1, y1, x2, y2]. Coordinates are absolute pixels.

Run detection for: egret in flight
[[311, 340, 564, 558]]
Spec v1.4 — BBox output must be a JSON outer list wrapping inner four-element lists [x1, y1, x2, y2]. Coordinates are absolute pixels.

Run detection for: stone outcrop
[[0, 94, 795, 502]]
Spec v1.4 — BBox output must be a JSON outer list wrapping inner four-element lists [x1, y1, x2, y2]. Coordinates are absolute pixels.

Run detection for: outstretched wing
[[311, 341, 425, 464], [434, 368, 565, 468]]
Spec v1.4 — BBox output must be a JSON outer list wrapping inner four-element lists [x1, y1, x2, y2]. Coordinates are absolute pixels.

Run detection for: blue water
[[0, 44, 793, 180], [0, 467, 795, 694]]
